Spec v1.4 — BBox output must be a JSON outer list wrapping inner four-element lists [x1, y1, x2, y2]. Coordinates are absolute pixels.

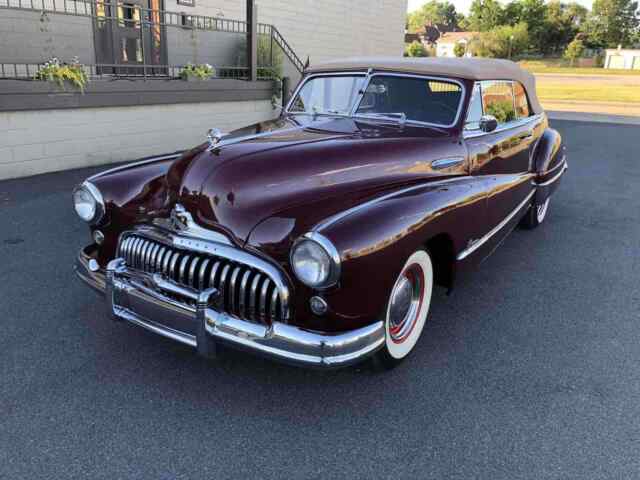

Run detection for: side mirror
[[479, 115, 498, 133]]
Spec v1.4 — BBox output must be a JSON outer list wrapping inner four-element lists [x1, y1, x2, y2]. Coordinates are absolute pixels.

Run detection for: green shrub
[[34, 56, 88, 92], [485, 100, 516, 123], [405, 41, 428, 57], [179, 63, 215, 80]]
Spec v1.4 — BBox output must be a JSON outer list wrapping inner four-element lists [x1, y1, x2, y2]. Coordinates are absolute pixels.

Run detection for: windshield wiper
[[287, 110, 351, 119], [354, 112, 407, 126]]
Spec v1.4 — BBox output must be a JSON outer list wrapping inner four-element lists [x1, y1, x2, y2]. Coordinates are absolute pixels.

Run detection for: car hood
[[165, 115, 466, 246]]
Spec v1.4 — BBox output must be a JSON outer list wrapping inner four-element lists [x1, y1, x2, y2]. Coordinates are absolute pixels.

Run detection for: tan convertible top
[[307, 57, 543, 114]]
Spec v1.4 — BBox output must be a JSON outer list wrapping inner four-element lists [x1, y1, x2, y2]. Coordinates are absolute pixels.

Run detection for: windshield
[[288, 75, 366, 115], [288, 74, 464, 127], [355, 75, 463, 127]]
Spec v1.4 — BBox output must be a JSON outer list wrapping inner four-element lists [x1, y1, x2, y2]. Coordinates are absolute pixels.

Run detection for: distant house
[[404, 22, 448, 49], [604, 48, 640, 70], [436, 32, 478, 58]]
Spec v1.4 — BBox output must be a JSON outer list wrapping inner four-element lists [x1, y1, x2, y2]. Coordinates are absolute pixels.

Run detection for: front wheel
[[522, 197, 550, 229], [372, 250, 434, 370]]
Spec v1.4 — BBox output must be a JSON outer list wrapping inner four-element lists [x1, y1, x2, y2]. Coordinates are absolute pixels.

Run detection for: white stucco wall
[[167, 0, 408, 63], [0, 100, 274, 180]]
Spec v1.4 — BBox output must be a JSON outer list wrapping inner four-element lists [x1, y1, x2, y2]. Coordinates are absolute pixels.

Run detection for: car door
[[463, 80, 542, 260]]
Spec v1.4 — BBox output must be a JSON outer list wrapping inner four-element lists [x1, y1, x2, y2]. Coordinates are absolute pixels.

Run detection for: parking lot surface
[[1, 120, 639, 479]]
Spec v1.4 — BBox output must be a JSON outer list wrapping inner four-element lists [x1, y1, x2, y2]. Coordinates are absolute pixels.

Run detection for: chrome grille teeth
[[197, 258, 210, 290], [270, 288, 279, 321], [120, 235, 285, 325], [218, 265, 231, 310], [239, 270, 252, 319], [249, 274, 262, 320], [139, 240, 150, 271], [168, 252, 181, 280], [179, 255, 191, 285], [259, 278, 270, 323], [229, 266, 242, 315], [209, 261, 221, 291], [188, 256, 200, 288]]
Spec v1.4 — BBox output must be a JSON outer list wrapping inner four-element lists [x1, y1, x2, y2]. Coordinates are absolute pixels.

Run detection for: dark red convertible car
[[74, 58, 567, 369]]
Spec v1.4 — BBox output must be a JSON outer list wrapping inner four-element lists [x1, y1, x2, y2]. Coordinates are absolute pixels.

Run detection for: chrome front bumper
[[74, 247, 384, 368]]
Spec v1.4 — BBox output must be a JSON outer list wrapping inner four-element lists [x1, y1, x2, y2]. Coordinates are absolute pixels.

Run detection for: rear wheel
[[522, 197, 550, 229], [372, 250, 433, 370]]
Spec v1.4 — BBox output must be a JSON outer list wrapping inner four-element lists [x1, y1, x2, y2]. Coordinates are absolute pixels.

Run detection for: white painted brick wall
[[167, 0, 408, 63], [0, 100, 274, 180]]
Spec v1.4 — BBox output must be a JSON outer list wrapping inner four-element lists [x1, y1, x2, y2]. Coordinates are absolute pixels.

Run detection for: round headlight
[[291, 234, 341, 288], [73, 182, 104, 224]]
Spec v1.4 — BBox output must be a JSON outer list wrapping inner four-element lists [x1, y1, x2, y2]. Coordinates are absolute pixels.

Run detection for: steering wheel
[[431, 101, 457, 116]]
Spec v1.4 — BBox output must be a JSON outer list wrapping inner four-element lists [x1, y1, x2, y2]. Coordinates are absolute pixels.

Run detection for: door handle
[[519, 131, 534, 140], [431, 157, 464, 170]]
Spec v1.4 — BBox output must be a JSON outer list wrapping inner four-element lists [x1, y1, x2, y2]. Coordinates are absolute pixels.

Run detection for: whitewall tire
[[373, 249, 433, 368], [522, 196, 550, 229]]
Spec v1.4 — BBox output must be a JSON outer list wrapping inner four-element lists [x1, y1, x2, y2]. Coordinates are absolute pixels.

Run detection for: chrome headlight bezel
[[73, 181, 105, 225], [290, 232, 341, 289]]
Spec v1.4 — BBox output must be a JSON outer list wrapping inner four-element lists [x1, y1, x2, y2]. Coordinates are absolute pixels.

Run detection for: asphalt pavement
[[1, 120, 639, 479]]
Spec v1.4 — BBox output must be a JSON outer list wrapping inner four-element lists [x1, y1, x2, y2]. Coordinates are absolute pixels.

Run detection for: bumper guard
[[74, 247, 384, 368]]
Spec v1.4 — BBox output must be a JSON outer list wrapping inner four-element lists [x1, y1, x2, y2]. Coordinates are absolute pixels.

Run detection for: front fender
[[87, 152, 182, 265], [314, 176, 488, 325]]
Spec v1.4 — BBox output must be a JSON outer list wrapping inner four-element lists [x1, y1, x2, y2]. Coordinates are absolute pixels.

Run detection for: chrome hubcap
[[536, 198, 550, 223], [388, 266, 424, 343]]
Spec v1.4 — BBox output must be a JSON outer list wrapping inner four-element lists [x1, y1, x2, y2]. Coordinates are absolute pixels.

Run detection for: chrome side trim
[[313, 176, 472, 232], [457, 190, 536, 261], [536, 162, 567, 187]]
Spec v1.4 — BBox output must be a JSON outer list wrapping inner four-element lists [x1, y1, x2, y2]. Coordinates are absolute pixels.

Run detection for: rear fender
[[533, 128, 566, 203]]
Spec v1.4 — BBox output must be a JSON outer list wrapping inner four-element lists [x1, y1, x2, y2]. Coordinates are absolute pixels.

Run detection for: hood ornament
[[207, 128, 224, 148], [169, 203, 191, 231], [153, 204, 233, 246]]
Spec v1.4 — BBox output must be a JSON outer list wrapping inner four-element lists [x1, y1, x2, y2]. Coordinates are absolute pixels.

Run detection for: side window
[[514, 82, 530, 119], [464, 83, 483, 130], [481, 81, 516, 125]]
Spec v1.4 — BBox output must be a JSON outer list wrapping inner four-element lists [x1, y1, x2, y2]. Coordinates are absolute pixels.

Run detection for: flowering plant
[[34, 56, 88, 92], [179, 63, 215, 80]]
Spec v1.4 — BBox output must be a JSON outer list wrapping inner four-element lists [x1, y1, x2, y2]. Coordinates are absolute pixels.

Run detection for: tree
[[405, 41, 428, 57], [467, 0, 505, 31], [470, 22, 529, 58], [407, 1, 459, 32], [544, 1, 589, 54], [519, 0, 548, 52], [564, 37, 585, 65], [454, 42, 467, 57], [583, 0, 639, 48]]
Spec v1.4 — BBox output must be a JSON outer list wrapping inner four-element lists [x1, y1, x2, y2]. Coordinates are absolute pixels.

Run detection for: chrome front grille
[[118, 234, 286, 325]]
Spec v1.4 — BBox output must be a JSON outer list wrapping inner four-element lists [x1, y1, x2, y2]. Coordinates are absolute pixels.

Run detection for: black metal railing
[[0, 0, 305, 80], [0, 62, 260, 80]]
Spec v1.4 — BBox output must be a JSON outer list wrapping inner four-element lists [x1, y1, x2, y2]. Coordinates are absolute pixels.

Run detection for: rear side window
[[355, 75, 463, 126], [481, 80, 516, 124], [514, 82, 530, 118]]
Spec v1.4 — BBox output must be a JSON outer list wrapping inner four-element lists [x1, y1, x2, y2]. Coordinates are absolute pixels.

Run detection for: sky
[[407, 0, 594, 15]]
